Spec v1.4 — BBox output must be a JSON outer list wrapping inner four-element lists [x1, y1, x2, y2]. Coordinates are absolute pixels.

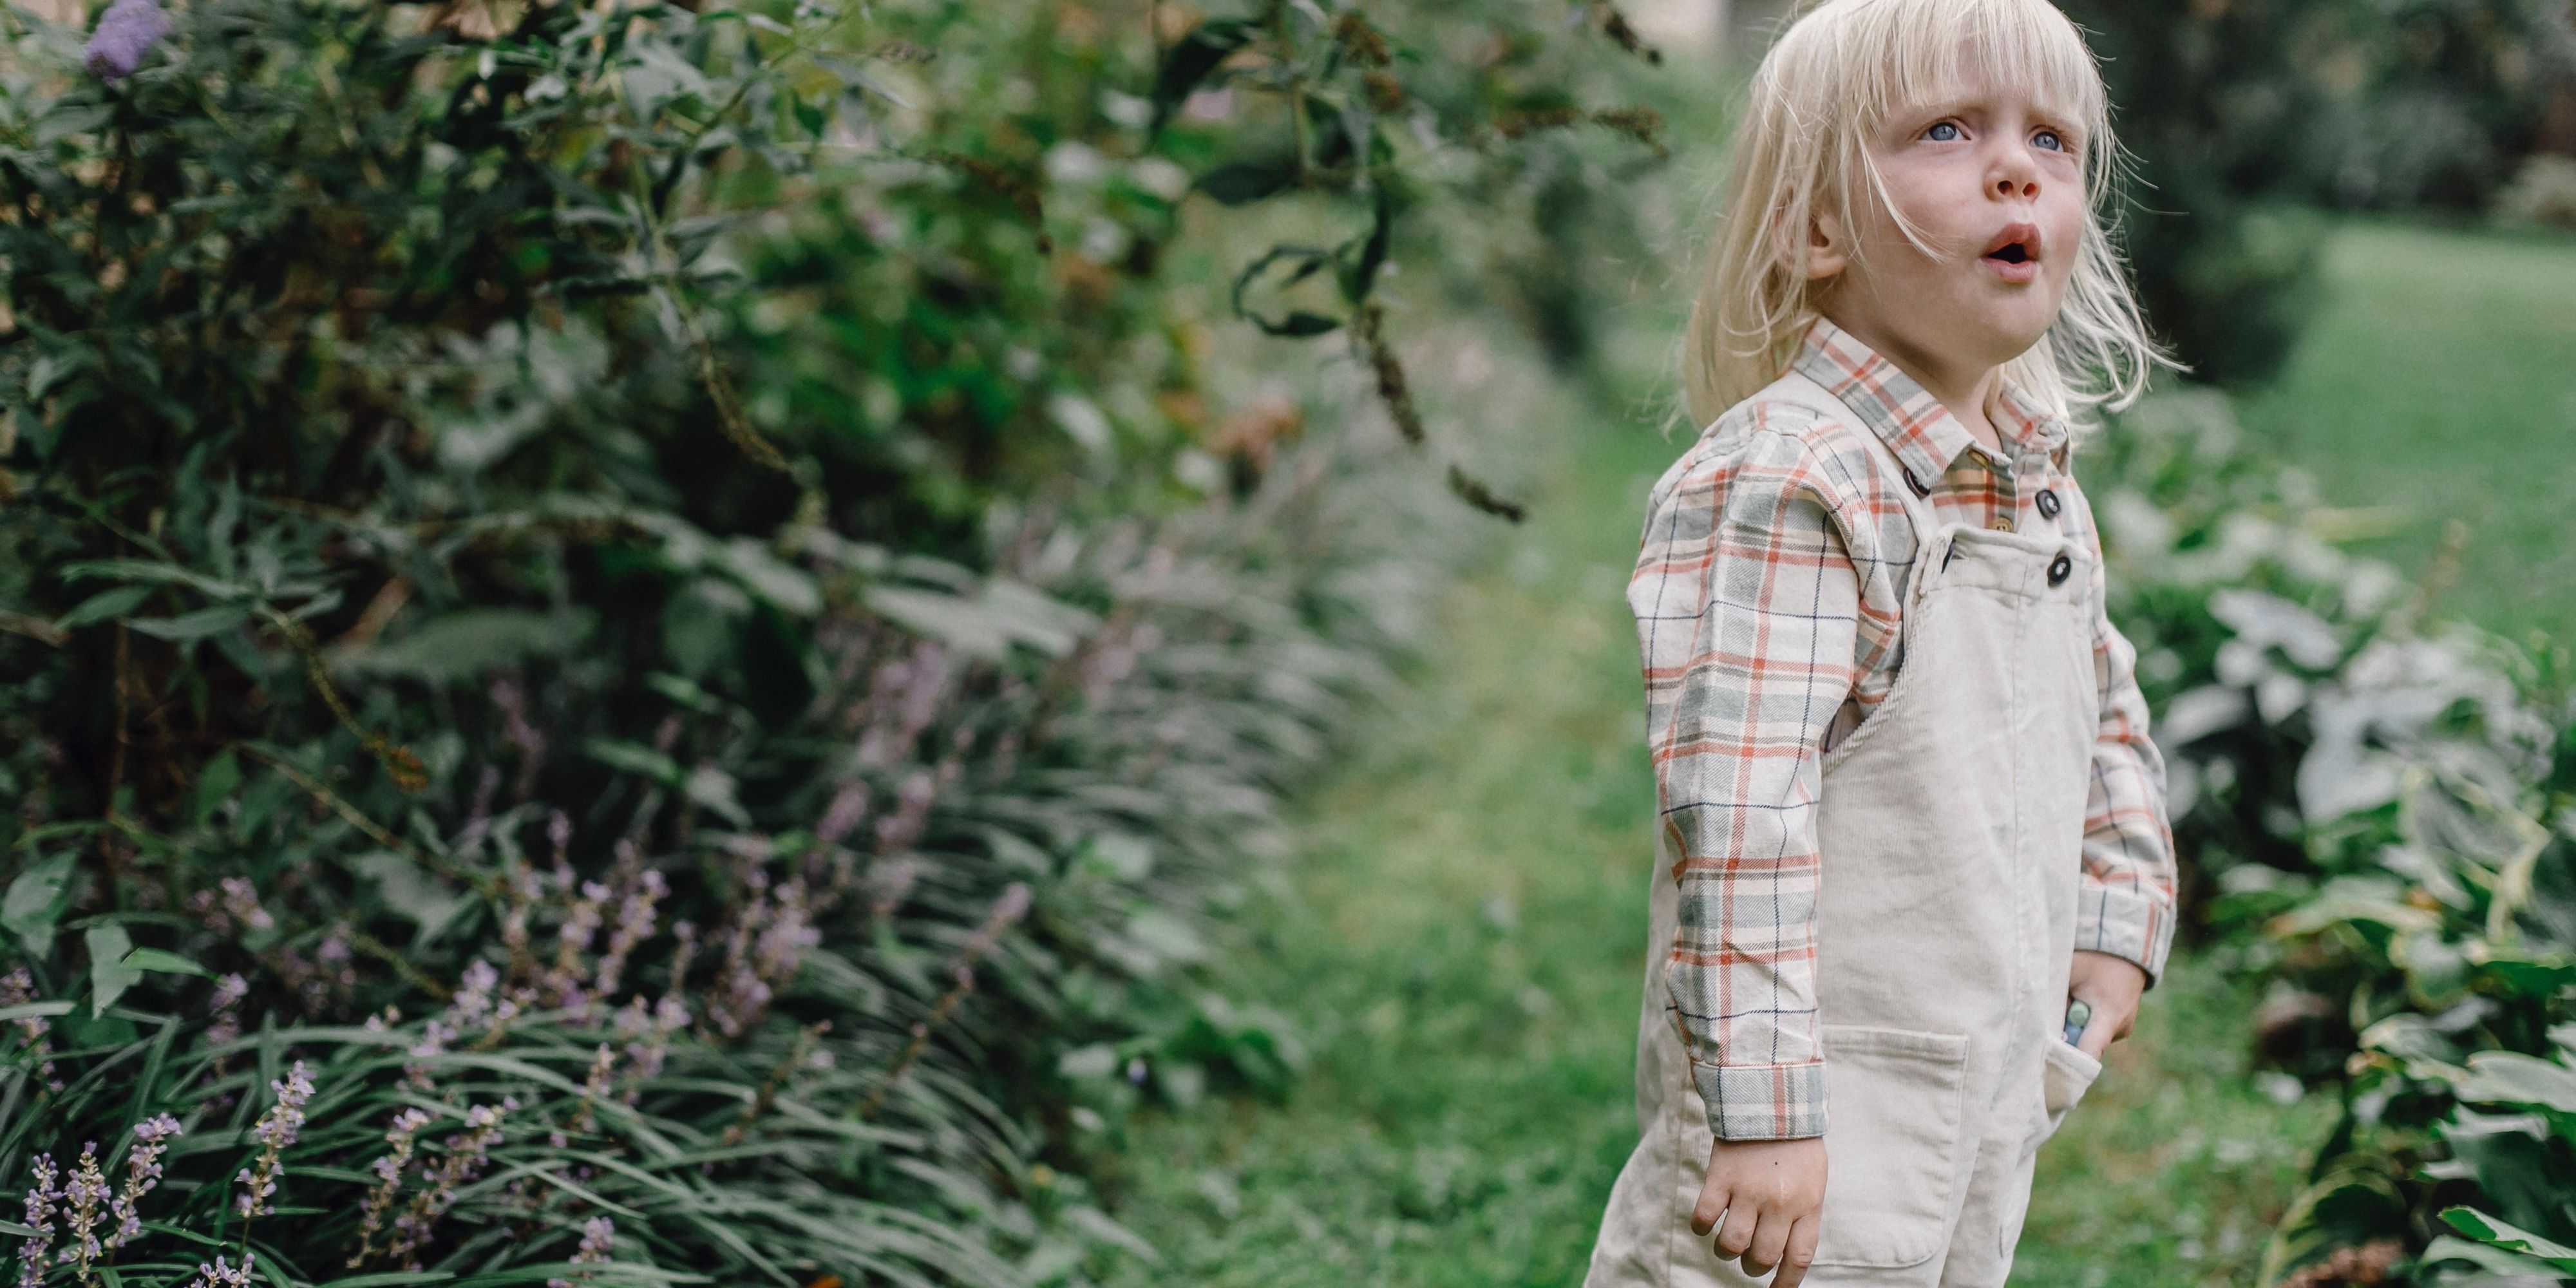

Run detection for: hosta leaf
[[2455, 1051, 2576, 1115], [2438, 1206, 2576, 1271]]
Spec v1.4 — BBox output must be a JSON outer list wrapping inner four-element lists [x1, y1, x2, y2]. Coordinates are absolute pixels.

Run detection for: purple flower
[[107, 1115, 181, 1250], [17, 1153, 59, 1288], [234, 1061, 314, 1218], [84, 0, 169, 84]]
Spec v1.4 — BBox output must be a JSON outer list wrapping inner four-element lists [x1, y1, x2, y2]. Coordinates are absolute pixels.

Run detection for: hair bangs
[[1864, 0, 2105, 156]]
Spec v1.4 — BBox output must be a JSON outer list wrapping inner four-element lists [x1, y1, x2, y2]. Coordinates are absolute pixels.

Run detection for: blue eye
[[1925, 121, 1962, 142], [2034, 128, 2065, 151]]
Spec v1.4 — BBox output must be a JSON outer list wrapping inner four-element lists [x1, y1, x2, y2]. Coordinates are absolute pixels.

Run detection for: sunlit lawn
[[2238, 218, 2576, 643]]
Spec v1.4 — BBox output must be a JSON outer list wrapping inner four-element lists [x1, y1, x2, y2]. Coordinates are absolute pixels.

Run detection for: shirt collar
[[1787, 314, 2068, 480]]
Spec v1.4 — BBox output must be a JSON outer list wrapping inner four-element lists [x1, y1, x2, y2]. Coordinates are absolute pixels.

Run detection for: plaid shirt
[[1627, 315, 2178, 1141]]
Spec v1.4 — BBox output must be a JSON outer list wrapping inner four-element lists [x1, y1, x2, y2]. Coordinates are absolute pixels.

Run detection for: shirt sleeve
[[2069, 480, 2181, 986], [1626, 421, 1859, 1142]]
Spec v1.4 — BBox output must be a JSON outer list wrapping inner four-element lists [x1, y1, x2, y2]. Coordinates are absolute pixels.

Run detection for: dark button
[[2047, 553, 2072, 587], [2036, 488, 2061, 520], [1899, 465, 1931, 498]]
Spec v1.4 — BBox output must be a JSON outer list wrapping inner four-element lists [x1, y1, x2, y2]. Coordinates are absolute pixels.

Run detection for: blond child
[[1585, 1, 2184, 1284]]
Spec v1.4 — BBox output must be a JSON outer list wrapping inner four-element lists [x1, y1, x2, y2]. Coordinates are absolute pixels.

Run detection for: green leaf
[[1150, 18, 1256, 132], [2438, 1206, 2576, 1271], [126, 603, 254, 641], [87, 924, 141, 1018], [585, 738, 684, 786], [1197, 159, 1295, 205], [336, 609, 593, 681], [3, 853, 79, 957], [2420, 1233, 2567, 1277], [681, 763, 752, 828], [52, 585, 152, 630], [1258, 310, 1342, 337], [2455, 1050, 2576, 1115], [354, 851, 471, 945], [191, 748, 243, 826], [119, 947, 213, 978]]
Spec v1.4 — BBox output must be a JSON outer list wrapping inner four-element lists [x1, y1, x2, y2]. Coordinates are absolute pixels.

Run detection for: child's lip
[[1979, 255, 2040, 283]]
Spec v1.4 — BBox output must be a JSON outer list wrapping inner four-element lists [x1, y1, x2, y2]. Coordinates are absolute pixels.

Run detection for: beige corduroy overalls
[[1586, 370, 2109, 1288]]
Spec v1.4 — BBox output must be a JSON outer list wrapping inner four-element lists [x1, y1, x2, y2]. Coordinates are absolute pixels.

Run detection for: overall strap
[[1758, 369, 1941, 541]]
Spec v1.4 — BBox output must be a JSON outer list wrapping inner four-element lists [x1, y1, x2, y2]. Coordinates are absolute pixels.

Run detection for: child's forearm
[[1629, 430, 1861, 1141]]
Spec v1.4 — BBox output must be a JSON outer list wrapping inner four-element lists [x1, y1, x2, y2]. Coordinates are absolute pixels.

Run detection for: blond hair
[[1678, 0, 2176, 432]]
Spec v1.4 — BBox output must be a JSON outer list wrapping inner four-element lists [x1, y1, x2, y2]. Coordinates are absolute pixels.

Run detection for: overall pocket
[[1811, 1023, 1975, 1269], [2041, 1037, 2103, 1136]]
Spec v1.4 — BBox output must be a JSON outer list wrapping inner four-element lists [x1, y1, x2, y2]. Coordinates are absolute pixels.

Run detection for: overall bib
[[1586, 371, 2108, 1288]]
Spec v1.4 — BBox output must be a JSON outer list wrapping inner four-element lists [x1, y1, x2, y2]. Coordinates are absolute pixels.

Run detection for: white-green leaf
[[2439, 1206, 2576, 1271], [86, 924, 141, 1018], [3, 854, 79, 957]]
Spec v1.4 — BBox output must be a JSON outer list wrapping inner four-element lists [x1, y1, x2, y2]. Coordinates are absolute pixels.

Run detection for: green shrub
[[2092, 389, 2576, 1287], [0, 0, 1663, 1282]]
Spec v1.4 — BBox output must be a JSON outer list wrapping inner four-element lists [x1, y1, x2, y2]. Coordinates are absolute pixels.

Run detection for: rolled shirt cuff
[[1692, 1058, 1828, 1141], [2075, 883, 2176, 987]]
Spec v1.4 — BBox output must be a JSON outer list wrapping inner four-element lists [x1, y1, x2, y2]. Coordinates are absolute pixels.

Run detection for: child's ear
[[1801, 207, 1850, 282], [1772, 201, 1855, 285]]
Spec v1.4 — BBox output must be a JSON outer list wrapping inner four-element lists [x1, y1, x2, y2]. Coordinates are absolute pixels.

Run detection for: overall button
[[2047, 553, 2073, 586], [2036, 488, 2061, 519], [1989, 515, 2014, 532]]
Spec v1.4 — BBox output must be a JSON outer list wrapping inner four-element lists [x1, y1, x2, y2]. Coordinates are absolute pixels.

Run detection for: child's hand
[[1691, 1135, 1827, 1285], [2067, 949, 2148, 1060]]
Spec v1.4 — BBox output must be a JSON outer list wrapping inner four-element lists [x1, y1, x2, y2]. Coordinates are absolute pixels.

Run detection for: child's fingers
[[1770, 1213, 1822, 1287], [1739, 1204, 1792, 1276], [2077, 1019, 2112, 1060], [1689, 1175, 1730, 1236], [1711, 1202, 1761, 1260]]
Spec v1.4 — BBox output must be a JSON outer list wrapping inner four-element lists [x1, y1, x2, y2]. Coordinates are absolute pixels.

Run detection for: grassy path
[[1088, 352, 2340, 1285]]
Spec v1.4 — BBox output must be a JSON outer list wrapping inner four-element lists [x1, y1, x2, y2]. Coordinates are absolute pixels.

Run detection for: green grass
[[2237, 218, 2576, 643]]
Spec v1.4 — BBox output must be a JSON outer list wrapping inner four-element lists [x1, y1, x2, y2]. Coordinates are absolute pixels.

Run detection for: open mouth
[[1983, 242, 2030, 264]]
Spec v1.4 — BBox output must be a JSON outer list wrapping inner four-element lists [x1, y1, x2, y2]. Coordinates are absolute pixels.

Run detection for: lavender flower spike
[[234, 1061, 314, 1218], [15, 1154, 59, 1288], [86, 0, 171, 85], [108, 1114, 183, 1250]]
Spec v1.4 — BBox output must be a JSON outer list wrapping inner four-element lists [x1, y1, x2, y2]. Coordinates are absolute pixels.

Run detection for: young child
[[1586, 1, 2183, 1284]]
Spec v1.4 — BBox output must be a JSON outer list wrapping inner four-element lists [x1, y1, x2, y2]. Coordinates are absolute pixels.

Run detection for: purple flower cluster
[[15, 1154, 58, 1288], [545, 1215, 616, 1288], [349, 1106, 433, 1267], [108, 1113, 181, 1249], [383, 1100, 511, 1270], [83, 0, 168, 84], [234, 1061, 314, 1218], [1, 968, 61, 1091], [183, 1252, 254, 1287], [57, 1142, 106, 1276]]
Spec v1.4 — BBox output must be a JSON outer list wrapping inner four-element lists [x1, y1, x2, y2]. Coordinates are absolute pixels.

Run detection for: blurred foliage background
[[0, 1, 2571, 1286]]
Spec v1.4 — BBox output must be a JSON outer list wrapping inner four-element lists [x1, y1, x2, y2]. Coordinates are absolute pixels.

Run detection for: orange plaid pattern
[[1627, 315, 2177, 1141]]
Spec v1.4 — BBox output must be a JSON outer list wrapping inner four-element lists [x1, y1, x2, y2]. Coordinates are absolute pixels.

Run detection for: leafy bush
[[2089, 390, 2576, 1287], [0, 0, 1666, 1283]]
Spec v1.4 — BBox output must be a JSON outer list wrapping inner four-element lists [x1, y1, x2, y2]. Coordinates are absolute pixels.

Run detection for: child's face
[[1808, 70, 2088, 379]]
